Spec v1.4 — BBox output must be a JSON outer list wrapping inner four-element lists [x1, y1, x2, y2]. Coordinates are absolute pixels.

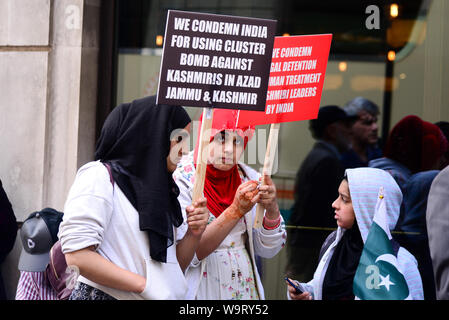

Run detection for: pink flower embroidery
[[184, 165, 192, 173]]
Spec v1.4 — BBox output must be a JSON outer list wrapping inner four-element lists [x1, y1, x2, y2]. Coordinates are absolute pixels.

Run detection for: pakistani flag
[[353, 187, 410, 300]]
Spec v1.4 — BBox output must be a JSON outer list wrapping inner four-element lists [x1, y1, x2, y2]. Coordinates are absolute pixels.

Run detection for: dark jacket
[[289, 141, 344, 248], [395, 170, 438, 300], [341, 145, 382, 169], [0, 179, 17, 300]]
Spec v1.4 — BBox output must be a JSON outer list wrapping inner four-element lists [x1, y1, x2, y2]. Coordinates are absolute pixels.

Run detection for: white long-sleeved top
[[58, 161, 187, 300]]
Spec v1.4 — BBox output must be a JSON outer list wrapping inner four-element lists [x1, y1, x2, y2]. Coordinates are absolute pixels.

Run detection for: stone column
[[0, 0, 101, 299], [43, 0, 100, 210]]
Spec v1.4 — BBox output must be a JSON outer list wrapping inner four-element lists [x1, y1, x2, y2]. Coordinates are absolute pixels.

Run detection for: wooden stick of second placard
[[192, 107, 214, 202], [253, 122, 280, 228]]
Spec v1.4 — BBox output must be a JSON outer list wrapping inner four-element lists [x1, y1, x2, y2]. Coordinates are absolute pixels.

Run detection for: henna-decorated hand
[[229, 180, 260, 218]]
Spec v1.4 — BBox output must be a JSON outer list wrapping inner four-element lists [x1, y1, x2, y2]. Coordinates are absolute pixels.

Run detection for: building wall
[[0, 0, 100, 299]]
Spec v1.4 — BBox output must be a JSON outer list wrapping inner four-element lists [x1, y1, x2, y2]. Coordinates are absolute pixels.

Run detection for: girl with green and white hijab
[[287, 167, 424, 300]]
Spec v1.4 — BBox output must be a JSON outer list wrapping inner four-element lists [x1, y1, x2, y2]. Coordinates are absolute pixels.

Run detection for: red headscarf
[[384, 115, 449, 172], [194, 109, 255, 217], [421, 121, 449, 170]]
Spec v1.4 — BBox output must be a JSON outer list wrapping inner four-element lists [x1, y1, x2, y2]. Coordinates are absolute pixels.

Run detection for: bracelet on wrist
[[263, 215, 281, 230], [264, 214, 281, 224]]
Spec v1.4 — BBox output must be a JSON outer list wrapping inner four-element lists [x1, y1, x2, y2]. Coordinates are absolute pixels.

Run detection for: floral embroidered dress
[[197, 212, 259, 300], [174, 152, 287, 300]]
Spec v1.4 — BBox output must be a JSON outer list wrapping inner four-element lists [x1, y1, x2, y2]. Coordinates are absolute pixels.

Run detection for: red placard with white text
[[237, 34, 332, 126]]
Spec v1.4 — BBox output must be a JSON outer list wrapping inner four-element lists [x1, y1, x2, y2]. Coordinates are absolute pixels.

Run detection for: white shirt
[[58, 161, 187, 300]]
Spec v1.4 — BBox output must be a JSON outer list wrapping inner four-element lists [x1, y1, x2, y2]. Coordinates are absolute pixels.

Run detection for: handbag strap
[[103, 163, 114, 185]]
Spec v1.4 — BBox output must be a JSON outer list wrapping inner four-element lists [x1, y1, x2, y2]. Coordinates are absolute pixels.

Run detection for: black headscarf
[[95, 95, 191, 263], [322, 222, 364, 300]]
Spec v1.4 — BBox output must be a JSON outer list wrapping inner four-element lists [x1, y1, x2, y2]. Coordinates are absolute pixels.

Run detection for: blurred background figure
[[0, 179, 17, 300], [435, 121, 449, 169], [341, 97, 382, 169], [369, 115, 448, 300], [426, 165, 449, 300], [396, 170, 439, 300], [369, 115, 448, 192], [286, 106, 351, 282]]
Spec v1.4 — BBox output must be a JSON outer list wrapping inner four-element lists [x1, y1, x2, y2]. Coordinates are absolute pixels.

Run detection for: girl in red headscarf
[[173, 109, 286, 300]]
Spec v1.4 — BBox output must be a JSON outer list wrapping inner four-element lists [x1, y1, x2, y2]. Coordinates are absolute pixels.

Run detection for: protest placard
[[156, 10, 277, 111], [235, 34, 332, 227], [157, 10, 277, 205], [237, 34, 332, 126]]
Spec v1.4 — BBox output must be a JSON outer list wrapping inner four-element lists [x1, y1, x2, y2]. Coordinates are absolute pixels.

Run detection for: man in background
[[341, 97, 382, 169]]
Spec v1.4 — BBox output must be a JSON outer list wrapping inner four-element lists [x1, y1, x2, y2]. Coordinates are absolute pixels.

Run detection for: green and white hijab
[[347, 168, 424, 300]]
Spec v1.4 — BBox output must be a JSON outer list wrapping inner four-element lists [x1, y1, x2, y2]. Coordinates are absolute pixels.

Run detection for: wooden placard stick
[[192, 107, 214, 202], [253, 122, 280, 228]]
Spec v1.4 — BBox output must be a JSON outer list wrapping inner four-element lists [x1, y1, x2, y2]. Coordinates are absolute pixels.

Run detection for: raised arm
[[176, 197, 209, 271]]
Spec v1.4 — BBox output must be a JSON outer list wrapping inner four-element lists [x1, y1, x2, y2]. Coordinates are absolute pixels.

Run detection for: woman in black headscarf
[[59, 95, 209, 300]]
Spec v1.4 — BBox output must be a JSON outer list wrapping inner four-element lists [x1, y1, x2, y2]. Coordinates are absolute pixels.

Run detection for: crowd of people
[[1, 94, 448, 300], [286, 97, 449, 300]]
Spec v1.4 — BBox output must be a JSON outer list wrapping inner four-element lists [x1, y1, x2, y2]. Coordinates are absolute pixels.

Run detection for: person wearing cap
[[15, 208, 63, 300], [286, 105, 351, 283], [341, 97, 382, 169]]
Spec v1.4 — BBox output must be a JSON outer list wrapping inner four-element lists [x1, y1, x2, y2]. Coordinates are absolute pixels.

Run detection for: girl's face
[[332, 179, 356, 229], [208, 130, 245, 171], [167, 123, 191, 173]]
